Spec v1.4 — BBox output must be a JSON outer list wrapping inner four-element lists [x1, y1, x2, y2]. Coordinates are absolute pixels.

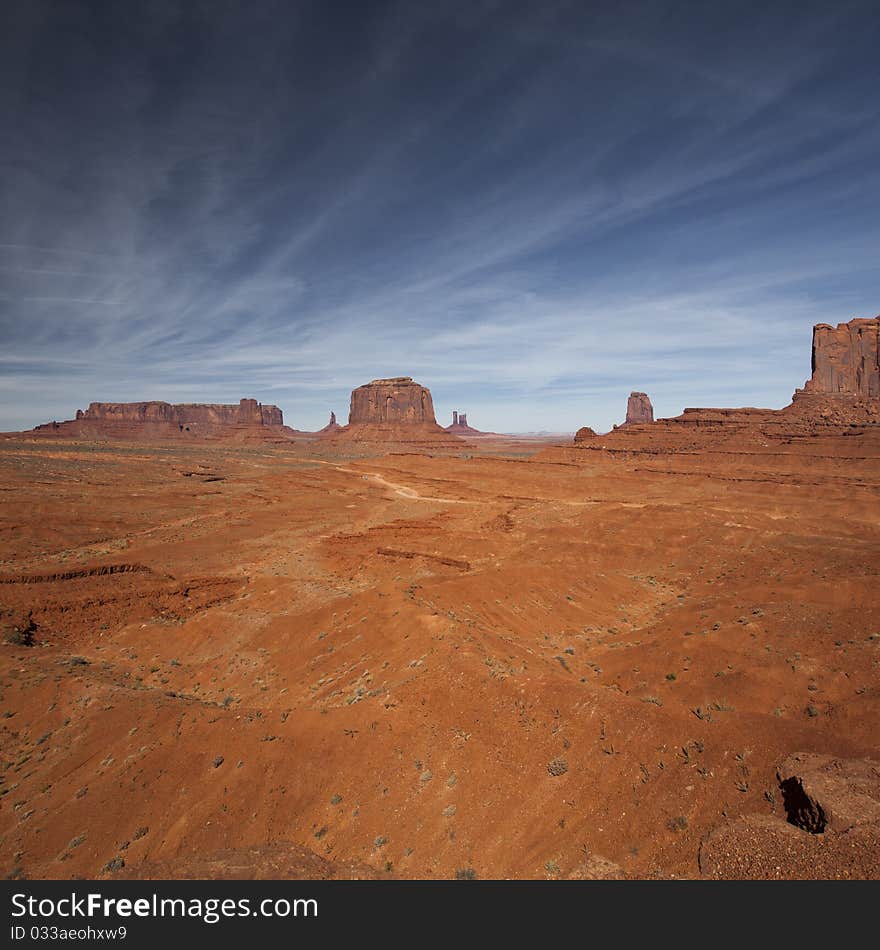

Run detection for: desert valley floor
[[1, 428, 879, 880]]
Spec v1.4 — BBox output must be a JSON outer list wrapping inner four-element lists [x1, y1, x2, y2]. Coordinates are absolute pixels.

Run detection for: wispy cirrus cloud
[[1, 0, 878, 433]]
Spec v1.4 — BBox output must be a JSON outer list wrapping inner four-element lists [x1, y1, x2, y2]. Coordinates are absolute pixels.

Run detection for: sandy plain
[[1, 425, 878, 879]]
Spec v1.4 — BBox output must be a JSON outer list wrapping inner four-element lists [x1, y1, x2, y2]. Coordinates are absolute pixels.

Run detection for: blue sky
[[2, 0, 879, 433]]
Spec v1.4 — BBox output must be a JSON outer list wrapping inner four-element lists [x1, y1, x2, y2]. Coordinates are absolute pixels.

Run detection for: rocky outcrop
[[317, 411, 342, 436], [777, 752, 880, 834], [565, 315, 879, 447], [609, 392, 654, 431], [699, 753, 880, 879], [573, 426, 598, 442], [624, 392, 654, 425], [74, 399, 283, 428], [445, 410, 487, 436], [678, 318, 880, 426], [348, 377, 437, 425], [803, 316, 879, 398], [26, 399, 299, 442], [334, 378, 460, 443], [786, 315, 880, 423]]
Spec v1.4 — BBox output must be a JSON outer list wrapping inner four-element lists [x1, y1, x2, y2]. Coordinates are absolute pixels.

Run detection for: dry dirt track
[[1, 429, 878, 880]]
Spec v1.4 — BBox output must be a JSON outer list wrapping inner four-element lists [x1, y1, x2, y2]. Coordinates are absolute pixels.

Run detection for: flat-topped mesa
[[625, 392, 654, 425], [27, 398, 299, 441], [801, 316, 879, 398], [77, 398, 284, 428]]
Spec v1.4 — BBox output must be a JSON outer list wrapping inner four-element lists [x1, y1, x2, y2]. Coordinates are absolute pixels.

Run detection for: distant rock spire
[[625, 392, 654, 425]]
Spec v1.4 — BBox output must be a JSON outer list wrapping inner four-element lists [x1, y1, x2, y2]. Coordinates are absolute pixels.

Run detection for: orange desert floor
[[1, 430, 878, 879]]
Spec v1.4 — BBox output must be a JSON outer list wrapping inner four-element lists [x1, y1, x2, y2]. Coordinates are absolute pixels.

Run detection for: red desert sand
[[1, 316, 878, 880]]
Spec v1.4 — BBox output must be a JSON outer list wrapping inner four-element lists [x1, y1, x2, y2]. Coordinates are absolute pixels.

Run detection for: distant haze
[[2, 1, 879, 433]]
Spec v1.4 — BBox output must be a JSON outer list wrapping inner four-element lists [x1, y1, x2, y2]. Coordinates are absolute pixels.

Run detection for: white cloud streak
[[1, 0, 878, 433]]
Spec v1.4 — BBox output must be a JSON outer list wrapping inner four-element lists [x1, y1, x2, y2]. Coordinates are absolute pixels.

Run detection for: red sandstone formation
[[23, 398, 299, 442], [786, 315, 880, 423], [568, 315, 879, 445], [349, 377, 437, 425], [803, 316, 879, 398], [573, 426, 598, 442], [624, 392, 654, 425], [445, 410, 487, 436], [75, 398, 283, 427], [317, 411, 342, 436], [333, 378, 460, 443]]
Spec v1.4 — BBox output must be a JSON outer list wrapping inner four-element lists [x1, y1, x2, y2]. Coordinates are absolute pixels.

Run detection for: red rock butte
[[349, 377, 437, 425], [802, 317, 879, 398], [761, 314, 878, 425], [624, 392, 654, 425], [333, 377, 460, 443]]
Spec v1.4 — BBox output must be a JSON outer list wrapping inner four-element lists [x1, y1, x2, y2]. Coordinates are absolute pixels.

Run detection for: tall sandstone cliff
[[569, 314, 879, 446], [802, 317, 879, 398], [673, 314, 879, 427]]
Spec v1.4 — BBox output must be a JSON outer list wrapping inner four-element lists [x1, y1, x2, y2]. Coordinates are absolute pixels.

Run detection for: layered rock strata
[[25, 399, 298, 441], [334, 378, 459, 443], [624, 392, 654, 425]]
